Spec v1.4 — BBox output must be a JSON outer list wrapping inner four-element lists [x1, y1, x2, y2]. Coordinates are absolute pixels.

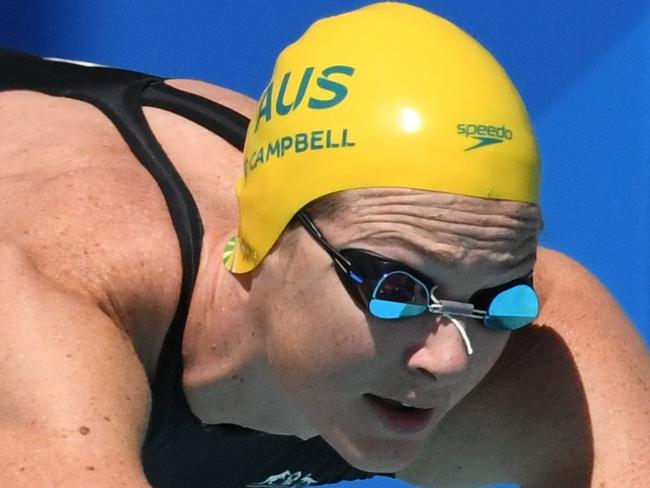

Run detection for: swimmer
[[0, 3, 648, 488]]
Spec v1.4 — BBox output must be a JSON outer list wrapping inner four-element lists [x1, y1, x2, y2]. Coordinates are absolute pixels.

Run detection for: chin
[[326, 432, 425, 474], [344, 447, 420, 474]]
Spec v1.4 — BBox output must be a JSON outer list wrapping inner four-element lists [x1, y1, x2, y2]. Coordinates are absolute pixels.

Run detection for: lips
[[365, 394, 435, 434]]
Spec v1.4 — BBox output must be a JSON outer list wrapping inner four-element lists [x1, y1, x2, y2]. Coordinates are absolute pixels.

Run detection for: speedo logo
[[457, 123, 513, 151], [253, 65, 355, 131]]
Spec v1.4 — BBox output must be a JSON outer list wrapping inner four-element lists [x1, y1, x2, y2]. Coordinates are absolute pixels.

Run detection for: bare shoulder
[[0, 90, 185, 373], [0, 241, 153, 487], [139, 78, 256, 234], [0, 76, 258, 367], [534, 246, 646, 352], [0, 107, 178, 483], [399, 247, 650, 487], [0, 76, 252, 485], [534, 246, 610, 300], [534, 246, 606, 302]]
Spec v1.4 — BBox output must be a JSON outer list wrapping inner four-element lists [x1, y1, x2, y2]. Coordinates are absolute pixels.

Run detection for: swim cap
[[225, 1, 540, 273]]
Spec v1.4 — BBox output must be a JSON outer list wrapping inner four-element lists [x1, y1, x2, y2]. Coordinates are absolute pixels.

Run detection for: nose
[[406, 315, 470, 378]]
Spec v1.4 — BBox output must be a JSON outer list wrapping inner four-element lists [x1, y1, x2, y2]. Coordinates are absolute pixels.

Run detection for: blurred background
[[2, 1, 648, 486]]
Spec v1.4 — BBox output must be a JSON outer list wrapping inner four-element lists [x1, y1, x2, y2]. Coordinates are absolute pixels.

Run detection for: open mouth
[[364, 394, 434, 434]]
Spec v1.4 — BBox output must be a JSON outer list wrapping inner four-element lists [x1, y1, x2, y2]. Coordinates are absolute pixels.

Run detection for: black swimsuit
[[0, 48, 381, 487]]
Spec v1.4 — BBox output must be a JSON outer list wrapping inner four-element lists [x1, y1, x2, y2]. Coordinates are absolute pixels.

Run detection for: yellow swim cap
[[226, 1, 540, 273]]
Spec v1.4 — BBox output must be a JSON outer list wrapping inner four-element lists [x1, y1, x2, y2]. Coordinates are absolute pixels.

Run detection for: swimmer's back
[[0, 64, 255, 487]]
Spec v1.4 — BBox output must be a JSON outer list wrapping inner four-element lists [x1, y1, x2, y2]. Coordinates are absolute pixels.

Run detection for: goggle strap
[[299, 212, 356, 274], [349, 271, 364, 284]]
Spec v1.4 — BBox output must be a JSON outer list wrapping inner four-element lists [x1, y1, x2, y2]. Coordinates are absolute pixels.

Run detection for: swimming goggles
[[297, 212, 539, 333]]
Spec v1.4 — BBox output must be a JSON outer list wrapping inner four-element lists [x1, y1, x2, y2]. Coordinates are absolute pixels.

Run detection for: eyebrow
[[374, 228, 537, 271], [354, 246, 534, 296], [304, 211, 536, 295]]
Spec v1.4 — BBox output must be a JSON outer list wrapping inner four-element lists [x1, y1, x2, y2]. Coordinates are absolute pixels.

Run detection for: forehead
[[309, 188, 541, 292]]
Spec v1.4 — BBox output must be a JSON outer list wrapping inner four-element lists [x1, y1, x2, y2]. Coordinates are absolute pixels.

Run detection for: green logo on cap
[[253, 65, 355, 131], [457, 123, 513, 151]]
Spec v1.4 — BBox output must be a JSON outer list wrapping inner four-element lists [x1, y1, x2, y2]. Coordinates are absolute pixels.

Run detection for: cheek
[[452, 325, 510, 403], [263, 277, 378, 399], [473, 326, 510, 368]]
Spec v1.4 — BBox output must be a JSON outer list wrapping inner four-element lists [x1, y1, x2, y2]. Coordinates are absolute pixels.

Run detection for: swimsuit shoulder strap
[[1, 48, 250, 448]]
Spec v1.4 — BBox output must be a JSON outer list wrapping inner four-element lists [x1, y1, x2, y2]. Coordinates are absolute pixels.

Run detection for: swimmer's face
[[254, 189, 541, 472]]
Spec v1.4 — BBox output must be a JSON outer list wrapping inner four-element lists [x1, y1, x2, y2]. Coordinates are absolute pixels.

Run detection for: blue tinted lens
[[369, 299, 428, 319], [369, 271, 429, 319], [484, 284, 539, 330]]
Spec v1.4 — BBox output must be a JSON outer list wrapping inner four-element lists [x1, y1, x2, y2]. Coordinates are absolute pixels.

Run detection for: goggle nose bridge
[[429, 299, 487, 319], [428, 286, 487, 319]]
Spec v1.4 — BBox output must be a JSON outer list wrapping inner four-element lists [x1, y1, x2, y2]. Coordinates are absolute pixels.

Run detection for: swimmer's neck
[[180, 230, 317, 438]]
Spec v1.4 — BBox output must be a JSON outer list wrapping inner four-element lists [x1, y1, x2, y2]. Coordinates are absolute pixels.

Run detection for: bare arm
[[398, 248, 650, 487], [529, 249, 650, 486], [0, 244, 153, 488], [0, 81, 244, 487]]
